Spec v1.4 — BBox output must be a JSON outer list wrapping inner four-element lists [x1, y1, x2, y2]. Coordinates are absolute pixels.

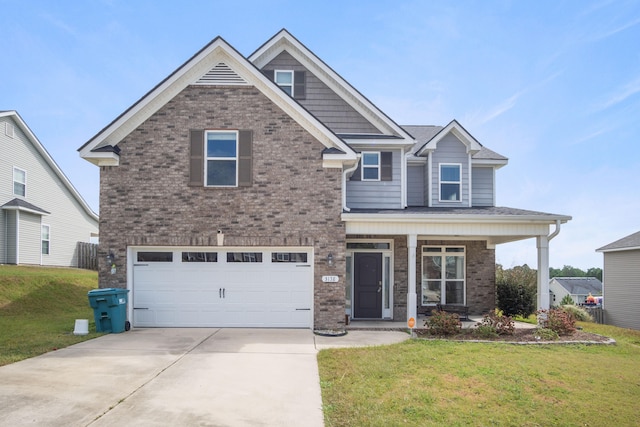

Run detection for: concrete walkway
[[0, 328, 409, 426]]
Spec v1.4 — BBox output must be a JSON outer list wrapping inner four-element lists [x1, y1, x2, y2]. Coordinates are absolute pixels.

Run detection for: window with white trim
[[421, 246, 465, 306], [275, 70, 294, 96], [41, 224, 50, 255], [13, 167, 26, 197], [361, 152, 381, 181], [205, 131, 238, 187], [440, 164, 461, 201]]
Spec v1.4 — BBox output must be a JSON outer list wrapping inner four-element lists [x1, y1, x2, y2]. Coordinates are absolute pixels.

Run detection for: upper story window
[[440, 164, 461, 202], [361, 152, 381, 181], [13, 167, 26, 197], [205, 131, 238, 187], [275, 70, 294, 96]]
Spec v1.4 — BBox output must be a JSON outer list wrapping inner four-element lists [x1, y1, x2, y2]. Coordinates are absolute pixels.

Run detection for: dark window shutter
[[262, 69, 274, 80], [293, 71, 306, 100], [381, 152, 392, 181], [189, 130, 204, 187], [238, 130, 253, 187]]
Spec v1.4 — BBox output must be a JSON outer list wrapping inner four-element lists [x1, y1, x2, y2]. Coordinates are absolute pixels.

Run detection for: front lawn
[[0, 265, 101, 366], [318, 323, 640, 426]]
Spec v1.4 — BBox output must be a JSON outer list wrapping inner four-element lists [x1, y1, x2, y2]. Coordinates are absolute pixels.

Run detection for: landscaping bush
[[560, 294, 574, 306], [562, 304, 593, 322], [496, 280, 536, 318], [424, 310, 461, 336], [476, 310, 516, 335], [537, 308, 576, 336], [474, 324, 499, 339], [534, 327, 559, 341]]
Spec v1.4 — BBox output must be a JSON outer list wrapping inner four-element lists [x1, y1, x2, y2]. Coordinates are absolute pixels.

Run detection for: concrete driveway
[[0, 328, 408, 426]]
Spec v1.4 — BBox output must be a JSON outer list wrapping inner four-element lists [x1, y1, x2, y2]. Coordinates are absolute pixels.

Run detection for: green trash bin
[[88, 288, 130, 333]]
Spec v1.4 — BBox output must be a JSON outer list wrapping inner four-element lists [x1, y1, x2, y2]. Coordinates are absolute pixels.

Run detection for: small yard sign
[[407, 317, 416, 328]]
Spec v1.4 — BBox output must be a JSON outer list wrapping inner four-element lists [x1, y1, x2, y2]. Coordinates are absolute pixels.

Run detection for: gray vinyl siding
[[0, 115, 98, 267], [407, 164, 425, 206], [603, 250, 640, 330], [471, 167, 494, 207], [262, 51, 381, 134], [5, 210, 17, 264], [346, 150, 402, 209], [19, 211, 41, 265], [431, 134, 469, 207]]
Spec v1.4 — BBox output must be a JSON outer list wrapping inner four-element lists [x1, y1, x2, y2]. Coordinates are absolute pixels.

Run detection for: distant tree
[[549, 265, 603, 281], [560, 294, 574, 305], [496, 264, 537, 317]]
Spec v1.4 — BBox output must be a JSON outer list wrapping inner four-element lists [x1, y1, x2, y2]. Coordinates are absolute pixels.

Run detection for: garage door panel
[[133, 248, 312, 328]]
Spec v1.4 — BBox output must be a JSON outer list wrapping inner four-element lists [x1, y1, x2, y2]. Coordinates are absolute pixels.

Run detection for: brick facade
[[98, 85, 346, 330]]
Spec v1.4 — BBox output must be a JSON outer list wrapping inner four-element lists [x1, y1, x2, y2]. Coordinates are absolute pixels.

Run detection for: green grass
[[0, 265, 102, 366], [318, 322, 640, 426]]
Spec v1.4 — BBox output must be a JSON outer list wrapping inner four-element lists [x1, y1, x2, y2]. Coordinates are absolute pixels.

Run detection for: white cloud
[[595, 75, 640, 111]]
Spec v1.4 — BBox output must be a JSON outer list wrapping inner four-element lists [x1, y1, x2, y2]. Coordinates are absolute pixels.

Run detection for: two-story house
[[78, 30, 570, 330], [1, 110, 98, 267]]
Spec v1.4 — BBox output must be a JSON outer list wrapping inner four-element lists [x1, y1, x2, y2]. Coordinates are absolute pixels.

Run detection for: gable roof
[[414, 120, 483, 156], [550, 277, 603, 295], [249, 29, 414, 145], [405, 123, 508, 165], [1, 111, 98, 221], [78, 35, 357, 166], [597, 230, 640, 253]]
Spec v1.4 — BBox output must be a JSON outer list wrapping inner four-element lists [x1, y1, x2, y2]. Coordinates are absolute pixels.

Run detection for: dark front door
[[354, 252, 383, 318]]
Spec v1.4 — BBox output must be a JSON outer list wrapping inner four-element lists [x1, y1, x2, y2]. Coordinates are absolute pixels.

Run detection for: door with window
[[421, 246, 465, 307]]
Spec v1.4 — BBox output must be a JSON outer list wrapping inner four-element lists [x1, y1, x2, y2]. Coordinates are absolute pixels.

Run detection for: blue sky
[[2, 0, 639, 270]]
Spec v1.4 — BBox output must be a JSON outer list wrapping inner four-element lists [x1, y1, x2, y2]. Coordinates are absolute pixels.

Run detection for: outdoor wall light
[[327, 252, 334, 267], [106, 250, 115, 265]]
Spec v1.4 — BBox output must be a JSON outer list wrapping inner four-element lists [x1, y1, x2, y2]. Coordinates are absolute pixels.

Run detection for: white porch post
[[407, 234, 417, 322], [537, 235, 550, 310]]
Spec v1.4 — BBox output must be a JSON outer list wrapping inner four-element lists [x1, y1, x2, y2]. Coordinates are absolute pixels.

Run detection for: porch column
[[407, 234, 417, 322], [537, 235, 550, 310]]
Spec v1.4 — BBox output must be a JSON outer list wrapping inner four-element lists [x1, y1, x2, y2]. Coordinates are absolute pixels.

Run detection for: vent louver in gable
[[195, 62, 248, 85]]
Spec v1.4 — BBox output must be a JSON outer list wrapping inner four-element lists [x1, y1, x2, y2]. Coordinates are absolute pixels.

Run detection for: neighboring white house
[[1, 111, 98, 267], [597, 231, 640, 330], [549, 277, 602, 306]]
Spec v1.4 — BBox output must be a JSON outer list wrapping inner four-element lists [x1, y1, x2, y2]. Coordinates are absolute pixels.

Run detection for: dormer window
[[361, 152, 381, 181], [440, 164, 461, 202], [275, 70, 294, 96]]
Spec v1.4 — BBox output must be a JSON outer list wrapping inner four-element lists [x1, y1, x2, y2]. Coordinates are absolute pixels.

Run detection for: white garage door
[[131, 248, 313, 328]]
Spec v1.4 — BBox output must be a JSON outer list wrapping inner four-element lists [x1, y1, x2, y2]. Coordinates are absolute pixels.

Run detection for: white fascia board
[[3, 111, 99, 222], [85, 151, 120, 167], [341, 212, 572, 224], [343, 137, 415, 148], [249, 30, 413, 141], [472, 158, 508, 168], [79, 37, 356, 166], [2, 205, 48, 216], [417, 120, 483, 156], [597, 246, 640, 253]]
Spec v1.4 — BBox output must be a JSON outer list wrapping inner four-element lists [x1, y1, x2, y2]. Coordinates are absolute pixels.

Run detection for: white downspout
[[342, 155, 361, 212]]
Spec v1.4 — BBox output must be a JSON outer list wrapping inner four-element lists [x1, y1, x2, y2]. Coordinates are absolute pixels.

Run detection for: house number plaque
[[322, 276, 339, 283]]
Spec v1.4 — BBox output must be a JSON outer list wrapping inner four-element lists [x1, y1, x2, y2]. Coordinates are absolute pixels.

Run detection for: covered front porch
[[342, 207, 572, 325]]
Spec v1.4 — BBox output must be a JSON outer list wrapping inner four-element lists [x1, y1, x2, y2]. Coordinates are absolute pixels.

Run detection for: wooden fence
[[77, 242, 98, 271], [583, 306, 605, 324]]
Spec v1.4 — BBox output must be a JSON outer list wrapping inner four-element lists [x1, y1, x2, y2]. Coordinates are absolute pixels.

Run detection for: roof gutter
[[548, 219, 562, 241]]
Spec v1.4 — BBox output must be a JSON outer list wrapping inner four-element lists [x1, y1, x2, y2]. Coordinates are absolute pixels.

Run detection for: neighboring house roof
[[1, 111, 98, 222], [1, 198, 50, 215], [78, 35, 357, 166], [597, 230, 640, 253], [249, 29, 415, 145], [550, 277, 603, 295]]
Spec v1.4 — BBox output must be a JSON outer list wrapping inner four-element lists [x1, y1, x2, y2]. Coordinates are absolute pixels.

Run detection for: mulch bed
[[414, 328, 614, 344]]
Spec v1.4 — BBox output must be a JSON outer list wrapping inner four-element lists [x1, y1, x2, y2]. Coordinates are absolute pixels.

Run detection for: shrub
[[534, 327, 559, 341], [560, 294, 574, 306], [561, 304, 592, 322], [474, 324, 498, 339], [424, 310, 461, 336], [537, 308, 576, 336], [476, 310, 515, 335], [496, 281, 536, 318]]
